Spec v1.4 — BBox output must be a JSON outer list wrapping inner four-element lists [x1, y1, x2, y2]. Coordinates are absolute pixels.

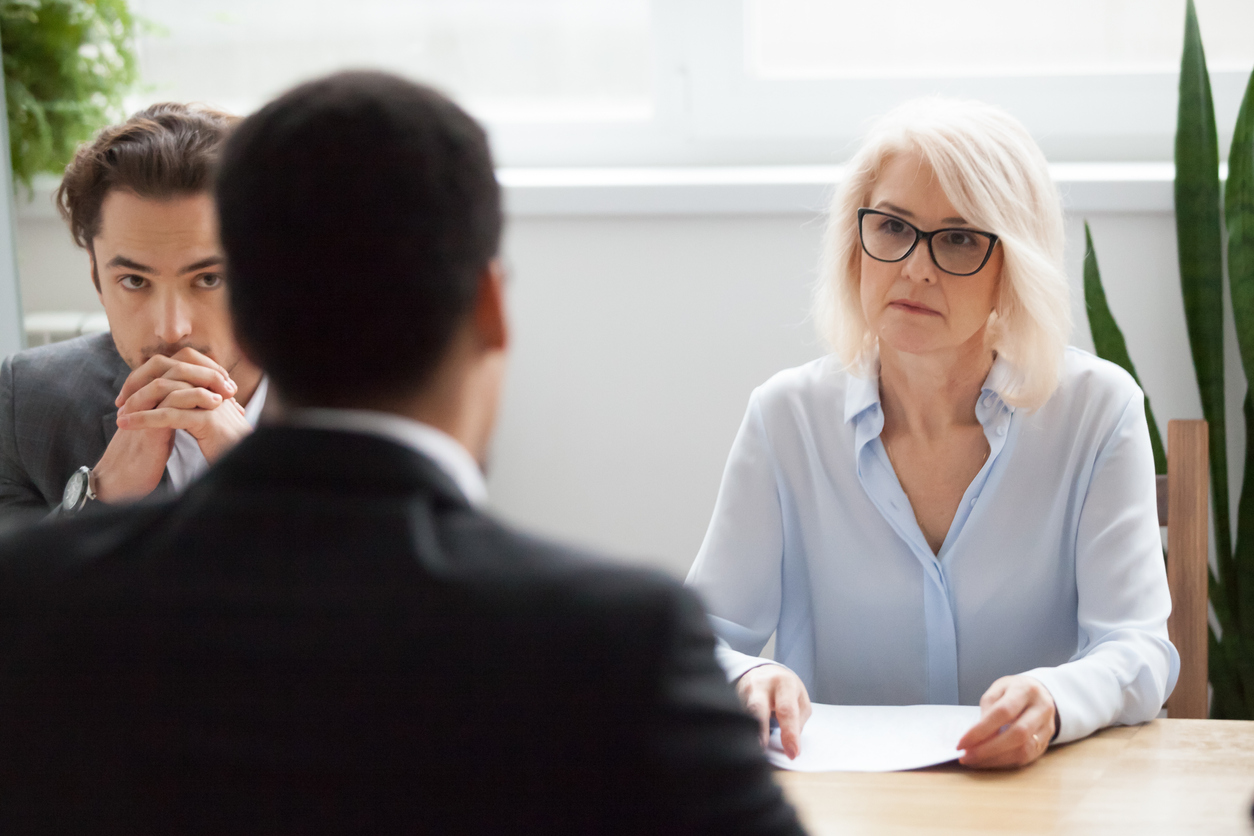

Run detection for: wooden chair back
[[1155, 419, 1209, 719]]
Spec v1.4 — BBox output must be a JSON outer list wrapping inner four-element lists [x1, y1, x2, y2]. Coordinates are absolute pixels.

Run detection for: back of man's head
[[216, 71, 502, 407]]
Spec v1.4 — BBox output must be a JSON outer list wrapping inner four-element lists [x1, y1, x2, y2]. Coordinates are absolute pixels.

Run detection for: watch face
[[62, 469, 87, 510]]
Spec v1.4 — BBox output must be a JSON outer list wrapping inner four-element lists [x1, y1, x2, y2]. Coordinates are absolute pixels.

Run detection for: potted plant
[[2, 0, 139, 191], [1086, 0, 1254, 718]]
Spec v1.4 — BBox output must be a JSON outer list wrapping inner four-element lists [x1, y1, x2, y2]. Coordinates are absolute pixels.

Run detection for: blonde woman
[[686, 99, 1179, 769]]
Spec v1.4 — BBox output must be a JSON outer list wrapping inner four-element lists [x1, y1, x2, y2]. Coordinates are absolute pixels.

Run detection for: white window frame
[[488, 0, 1250, 168]]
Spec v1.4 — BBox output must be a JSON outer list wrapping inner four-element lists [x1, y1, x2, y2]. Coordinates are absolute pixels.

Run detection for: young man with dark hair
[[0, 103, 265, 530], [0, 73, 806, 834]]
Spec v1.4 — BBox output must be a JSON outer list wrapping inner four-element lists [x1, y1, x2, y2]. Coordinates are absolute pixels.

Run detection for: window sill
[[498, 163, 1183, 216], [17, 163, 1185, 221]]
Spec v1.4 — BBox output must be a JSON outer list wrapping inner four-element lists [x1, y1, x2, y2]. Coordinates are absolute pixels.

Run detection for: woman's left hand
[[957, 675, 1057, 769]]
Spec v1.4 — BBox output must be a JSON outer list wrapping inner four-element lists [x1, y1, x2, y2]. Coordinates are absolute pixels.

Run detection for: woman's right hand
[[735, 664, 812, 759]]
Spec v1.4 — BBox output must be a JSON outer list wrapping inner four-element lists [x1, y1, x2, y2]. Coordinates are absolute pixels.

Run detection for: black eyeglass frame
[[857, 208, 1000, 277]]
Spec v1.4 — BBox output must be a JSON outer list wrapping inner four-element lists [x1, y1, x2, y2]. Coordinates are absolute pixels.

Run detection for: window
[[748, 0, 1254, 78], [126, 0, 1254, 166]]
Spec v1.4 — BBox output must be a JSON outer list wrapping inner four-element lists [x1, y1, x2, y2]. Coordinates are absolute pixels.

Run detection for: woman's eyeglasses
[[857, 208, 999, 276]]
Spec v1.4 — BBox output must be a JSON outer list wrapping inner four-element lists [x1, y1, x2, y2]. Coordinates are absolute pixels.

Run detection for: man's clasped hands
[[93, 347, 250, 504]]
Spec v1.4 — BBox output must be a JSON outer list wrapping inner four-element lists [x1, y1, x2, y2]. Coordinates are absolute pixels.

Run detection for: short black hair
[[216, 71, 502, 406]]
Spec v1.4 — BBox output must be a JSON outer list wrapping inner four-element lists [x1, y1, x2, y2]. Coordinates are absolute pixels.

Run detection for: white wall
[[491, 214, 825, 573], [14, 189, 1235, 581], [15, 207, 96, 313]]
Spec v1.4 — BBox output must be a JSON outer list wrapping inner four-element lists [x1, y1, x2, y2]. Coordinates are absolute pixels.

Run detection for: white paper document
[[767, 703, 982, 773]]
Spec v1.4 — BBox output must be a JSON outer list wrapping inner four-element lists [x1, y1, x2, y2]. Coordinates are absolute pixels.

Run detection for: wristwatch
[[59, 466, 98, 515]]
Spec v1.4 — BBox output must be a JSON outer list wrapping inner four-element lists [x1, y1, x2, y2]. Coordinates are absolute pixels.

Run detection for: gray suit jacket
[[0, 332, 169, 531]]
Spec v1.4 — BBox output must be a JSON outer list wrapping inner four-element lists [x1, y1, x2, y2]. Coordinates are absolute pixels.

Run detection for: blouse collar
[[843, 351, 1018, 429]]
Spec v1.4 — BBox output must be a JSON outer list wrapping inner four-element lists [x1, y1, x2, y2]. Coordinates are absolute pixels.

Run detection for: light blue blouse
[[686, 348, 1179, 744]]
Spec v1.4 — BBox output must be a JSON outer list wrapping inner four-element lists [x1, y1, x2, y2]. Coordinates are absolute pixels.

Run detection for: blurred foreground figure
[[0, 72, 803, 835]]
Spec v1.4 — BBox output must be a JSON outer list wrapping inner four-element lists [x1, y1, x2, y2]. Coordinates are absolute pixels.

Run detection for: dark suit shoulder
[[0, 452, 806, 835], [439, 506, 694, 617], [426, 509, 714, 701], [436, 509, 802, 835], [0, 499, 173, 588]]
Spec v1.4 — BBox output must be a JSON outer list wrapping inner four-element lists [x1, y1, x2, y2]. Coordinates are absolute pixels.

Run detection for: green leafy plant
[[1082, 222, 1167, 476], [1, 0, 139, 191], [1086, 0, 1254, 717]]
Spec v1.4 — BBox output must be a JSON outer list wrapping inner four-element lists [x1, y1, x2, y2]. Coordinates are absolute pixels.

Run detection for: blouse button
[[982, 394, 996, 408], [970, 497, 977, 507], [996, 423, 1007, 436]]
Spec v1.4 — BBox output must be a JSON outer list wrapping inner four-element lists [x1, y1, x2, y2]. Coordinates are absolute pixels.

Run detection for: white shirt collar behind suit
[[286, 407, 488, 507]]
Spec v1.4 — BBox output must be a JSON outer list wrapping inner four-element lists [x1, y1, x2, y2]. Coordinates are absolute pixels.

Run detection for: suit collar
[[100, 339, 129, 448], [286, 408, 487, 507], [197, 426, 472, 509]]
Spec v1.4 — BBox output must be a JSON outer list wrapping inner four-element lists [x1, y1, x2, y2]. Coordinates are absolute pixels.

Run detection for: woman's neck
[[878, 337, 995, 440]]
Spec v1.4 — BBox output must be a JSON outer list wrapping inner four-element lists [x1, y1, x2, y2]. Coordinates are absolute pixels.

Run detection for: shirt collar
[[843, 357, 882, 425], [284, 407, 488, 507], [976, 354, 1018, 421], [242, 376, 269, 429], [843, 351, 1018, 430]]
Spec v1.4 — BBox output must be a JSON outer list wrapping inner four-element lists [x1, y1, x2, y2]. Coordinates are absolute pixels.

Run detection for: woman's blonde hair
[[814, 98, 1071, 410]]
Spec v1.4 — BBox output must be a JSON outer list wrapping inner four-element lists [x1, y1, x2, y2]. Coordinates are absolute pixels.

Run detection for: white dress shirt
[[166, 376, 269, 492], [686, 347, 1179, 744], [286, 407, 488, 507]]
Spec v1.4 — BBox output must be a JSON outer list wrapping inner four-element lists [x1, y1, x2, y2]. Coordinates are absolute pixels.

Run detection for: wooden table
[[778, 719, 1254, 835]]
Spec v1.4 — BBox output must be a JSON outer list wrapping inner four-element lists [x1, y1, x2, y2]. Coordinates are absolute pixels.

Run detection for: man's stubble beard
[[126, 339, 243, 377]]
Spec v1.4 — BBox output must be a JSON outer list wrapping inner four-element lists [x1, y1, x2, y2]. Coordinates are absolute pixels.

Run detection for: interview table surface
[[776, 719, 1254, 835]]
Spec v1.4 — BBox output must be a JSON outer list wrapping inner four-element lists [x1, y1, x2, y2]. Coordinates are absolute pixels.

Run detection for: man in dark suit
[[0, 103, 265, 531], [0, 72, 805, 834]]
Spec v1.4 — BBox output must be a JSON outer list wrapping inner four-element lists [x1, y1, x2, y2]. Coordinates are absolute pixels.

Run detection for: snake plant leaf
[[1083, 223, 1167, 474], [1227, 45, 1254, 385], [1210, 629, 1246, 719], [1176, 0, 1232, 607], [1226, 64, 1254, 703], [1232, 391, 1254, 706]]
